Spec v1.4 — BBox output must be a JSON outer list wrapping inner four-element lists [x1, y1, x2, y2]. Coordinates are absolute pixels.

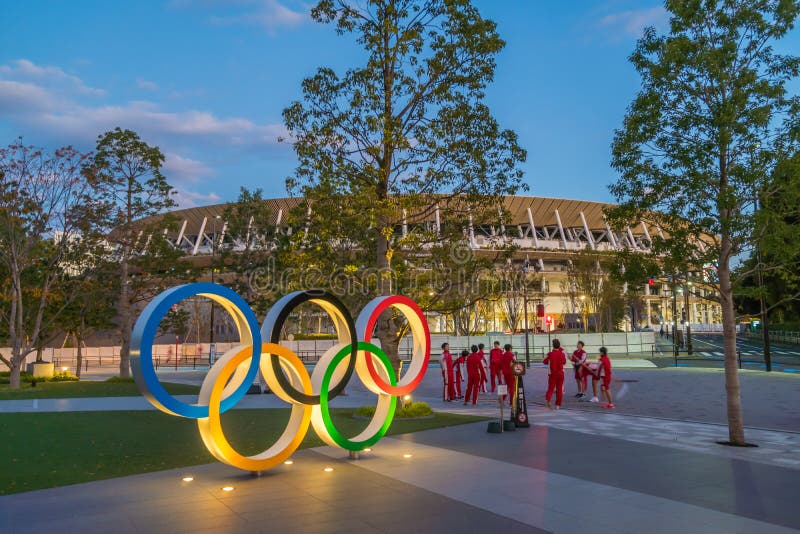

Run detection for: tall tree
[[608, 0, 800, 444], [219, 187, 278, 319], [86, 128, 181, 378], [282, 0, 526, 369], [736, 150, 800, 321], [55, 255, 117, 378], [0, 140, 99, 388]]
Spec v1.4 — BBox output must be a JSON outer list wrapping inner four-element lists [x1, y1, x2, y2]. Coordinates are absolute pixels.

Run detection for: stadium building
[[148, 195, 722, 336]]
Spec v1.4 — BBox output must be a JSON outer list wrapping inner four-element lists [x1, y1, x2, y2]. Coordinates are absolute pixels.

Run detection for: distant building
[[142, 196, 721, 335]]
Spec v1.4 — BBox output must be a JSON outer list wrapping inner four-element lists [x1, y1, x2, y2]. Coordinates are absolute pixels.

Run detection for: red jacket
[[570, 348, 586, 366], [489, 348, 503, 366], [441, 351, 455, 379], [454, 354, 466, 376], [598, 355, 612, 378], [543, 348, 567, 376], [466, 352, 485, 378], [500, 350, 515, 374]]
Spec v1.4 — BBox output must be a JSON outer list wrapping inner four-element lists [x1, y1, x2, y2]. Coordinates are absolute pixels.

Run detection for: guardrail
[[741, 330, 800, 345]]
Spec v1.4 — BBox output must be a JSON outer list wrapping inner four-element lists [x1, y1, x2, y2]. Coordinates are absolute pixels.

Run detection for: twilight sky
[[1, 1, 797, 208]]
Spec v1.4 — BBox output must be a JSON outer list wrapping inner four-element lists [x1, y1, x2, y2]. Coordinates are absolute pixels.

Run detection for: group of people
[[440, 339, 615, 410], [440, 341, 517, 405], [543, 339, 614, 409]]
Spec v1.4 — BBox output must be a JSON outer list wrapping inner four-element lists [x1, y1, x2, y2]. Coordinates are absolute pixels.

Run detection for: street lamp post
[[684, 279, 693, 355], [671, 276, 679, 358], [754, 194, 773, 372], [521, 266, 530, 368], [579, 295, 587, 334]]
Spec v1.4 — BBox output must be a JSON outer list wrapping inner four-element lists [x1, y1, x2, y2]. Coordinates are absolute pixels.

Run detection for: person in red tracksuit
[[543, 338, 567, 410], [478, 343, 488, 392], [589, 346, 614, 409], [500, 343, 516, 406], [464, 345, 485, 405], [489, 341, 503, 392], [570, 341, 588, 399], [453, 350, 466, 399], [441, 343, 456, 402]]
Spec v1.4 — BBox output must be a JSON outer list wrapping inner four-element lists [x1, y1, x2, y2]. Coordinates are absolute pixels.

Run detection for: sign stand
[[511, 361, 529, 427]]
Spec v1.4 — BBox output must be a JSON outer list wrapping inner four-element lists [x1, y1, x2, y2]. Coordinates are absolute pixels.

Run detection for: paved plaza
[[1, 366, 798, 533]]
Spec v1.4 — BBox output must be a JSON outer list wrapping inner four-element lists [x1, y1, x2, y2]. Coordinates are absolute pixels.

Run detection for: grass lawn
[[0, 408, 486, 495], [0, 380, 200, 400]]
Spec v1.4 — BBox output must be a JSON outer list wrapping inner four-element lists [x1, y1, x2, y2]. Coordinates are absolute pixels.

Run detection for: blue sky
[[1, 1, 797, 208]]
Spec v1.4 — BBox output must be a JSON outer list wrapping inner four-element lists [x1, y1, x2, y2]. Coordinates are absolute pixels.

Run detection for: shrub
[[355, 401, 433, 419], [49, 370, 79, 382], [105, 377, 135, 383], [397, 401, 433, 418]]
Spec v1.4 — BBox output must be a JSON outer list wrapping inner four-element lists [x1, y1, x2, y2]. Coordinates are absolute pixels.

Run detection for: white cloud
[[0, 59, 105, 96], [163, 153, 214, 184], [0, 59, 288, 149], [173, 189, 222, 208], [208, 0, 309, 34], [136, 78, 159, 91], [598, 6, 668, 37], [0, 58, 290, 207]]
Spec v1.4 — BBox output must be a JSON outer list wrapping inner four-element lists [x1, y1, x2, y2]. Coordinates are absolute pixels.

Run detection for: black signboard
[[513, 375, 529, 427]]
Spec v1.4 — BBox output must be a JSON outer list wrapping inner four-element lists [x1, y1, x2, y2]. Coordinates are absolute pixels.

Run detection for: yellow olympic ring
[[198, 343, 313, 472]]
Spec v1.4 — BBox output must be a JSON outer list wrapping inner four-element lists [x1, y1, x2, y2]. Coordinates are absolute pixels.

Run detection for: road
[[653, 332, 800, 373]]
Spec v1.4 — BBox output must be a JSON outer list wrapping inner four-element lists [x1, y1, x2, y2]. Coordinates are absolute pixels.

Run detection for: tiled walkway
[[2, 420, 798, 533], [3, 367, 799, 532], [437, 403, 800, 471]]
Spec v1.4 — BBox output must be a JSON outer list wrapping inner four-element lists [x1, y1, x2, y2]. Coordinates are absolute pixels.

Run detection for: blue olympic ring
[[130, 283, 262, 418]]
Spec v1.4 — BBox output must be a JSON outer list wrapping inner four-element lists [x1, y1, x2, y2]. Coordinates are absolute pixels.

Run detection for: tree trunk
[[719, 240, 746, 445], [9, 360, 21, 389], [75, 332, 83, 379], [375, 230, 401, 375], [118, 253, 132, 378]]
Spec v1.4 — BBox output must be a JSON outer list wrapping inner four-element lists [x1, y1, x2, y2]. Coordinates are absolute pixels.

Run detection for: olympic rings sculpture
[[130, 283, 430, 472]]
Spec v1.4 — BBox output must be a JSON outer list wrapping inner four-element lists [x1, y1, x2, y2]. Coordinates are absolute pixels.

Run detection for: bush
[[355, 401, 433, 419], [397, 401, 433, 418], [105, 377, 135, 383], [1, 371, 34, 384], [49, 370, 79, 382]]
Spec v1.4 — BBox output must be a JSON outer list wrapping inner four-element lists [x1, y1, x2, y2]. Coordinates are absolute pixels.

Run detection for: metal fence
[[741, 330, 800, 345]]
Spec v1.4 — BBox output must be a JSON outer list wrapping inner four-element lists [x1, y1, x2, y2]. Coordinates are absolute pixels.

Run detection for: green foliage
[[85, 128, 193, 377], [0, 140, 104, 385], [161, 308, 191, 340], [356, 401, 432, 418], [736, 150, 800, 320], [608, 0, 800, 444], [608, 0, 800, 276], [278, 0, 526, 352], [0, 370, 77, 384], [219, 187, 279, 319], [48, 370, 79, 382]]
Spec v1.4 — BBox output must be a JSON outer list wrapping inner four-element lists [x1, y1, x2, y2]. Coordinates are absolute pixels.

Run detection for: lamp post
[[521, 264, 530, 368], [671, 276, 679, 358], [209, 214, 221, 366], [754, 194, 773, 372], [684, 279, 693, 355], [579, 295, 587, 334]]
